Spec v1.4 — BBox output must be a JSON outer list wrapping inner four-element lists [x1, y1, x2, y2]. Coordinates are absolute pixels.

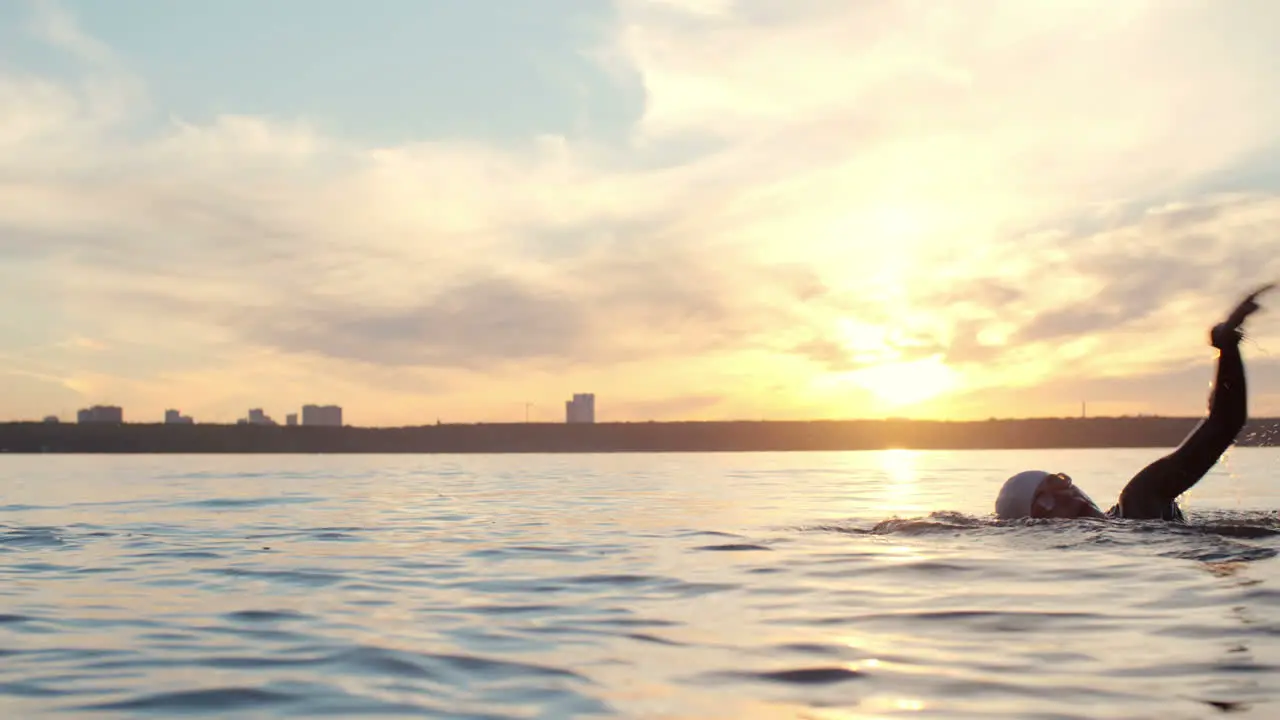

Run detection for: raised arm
[[1114, 284, 1272, 519]]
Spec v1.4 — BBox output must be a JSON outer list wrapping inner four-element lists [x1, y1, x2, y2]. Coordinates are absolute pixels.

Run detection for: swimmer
[[995, 283, 1275, 521]]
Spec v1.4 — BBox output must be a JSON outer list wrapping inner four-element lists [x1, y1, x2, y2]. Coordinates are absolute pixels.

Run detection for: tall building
[[164, 409, 194, 424], [302, 404, 342, 427], [77, 405, 123, 423], [565, 393, 595, 424], [286, 413, 298, 427]]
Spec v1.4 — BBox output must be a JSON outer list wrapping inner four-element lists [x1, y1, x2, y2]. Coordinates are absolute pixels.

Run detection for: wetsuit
[[1107, 331, 1247, 521]]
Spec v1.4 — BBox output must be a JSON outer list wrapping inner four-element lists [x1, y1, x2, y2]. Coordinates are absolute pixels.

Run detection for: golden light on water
[[880, 448, 917, 485], [798, 662, 928, 717], [874, 448, 931, 517]]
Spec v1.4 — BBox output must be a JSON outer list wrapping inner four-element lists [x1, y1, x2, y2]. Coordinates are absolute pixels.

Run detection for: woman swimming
[[995, 283, 1274, 521]]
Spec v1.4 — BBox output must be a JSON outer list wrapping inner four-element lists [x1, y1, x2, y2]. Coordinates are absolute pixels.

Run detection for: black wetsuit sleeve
[[1115, 343, 1247, 520]]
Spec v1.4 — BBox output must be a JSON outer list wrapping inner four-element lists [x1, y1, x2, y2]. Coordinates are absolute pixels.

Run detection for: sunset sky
[[3, 0, 1279, 426]]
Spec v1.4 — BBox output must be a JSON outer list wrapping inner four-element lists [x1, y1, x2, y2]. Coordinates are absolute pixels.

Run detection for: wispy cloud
[[1, 0, 1279, 424], [27, 0, 117, 65]]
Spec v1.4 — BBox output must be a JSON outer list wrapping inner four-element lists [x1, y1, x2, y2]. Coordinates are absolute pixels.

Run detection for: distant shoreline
[[1, 417, 1278, 453]]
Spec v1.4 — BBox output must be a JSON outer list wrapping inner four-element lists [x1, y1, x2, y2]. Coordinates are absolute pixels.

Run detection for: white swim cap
[[995, 470, 1051, 519]]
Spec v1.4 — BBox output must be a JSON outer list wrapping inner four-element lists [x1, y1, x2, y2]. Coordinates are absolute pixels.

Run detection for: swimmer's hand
[[1212, 283, 1275, 348]]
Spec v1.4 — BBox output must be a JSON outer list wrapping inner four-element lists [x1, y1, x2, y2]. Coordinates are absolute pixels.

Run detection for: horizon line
[[7, 415, 1279, 429]]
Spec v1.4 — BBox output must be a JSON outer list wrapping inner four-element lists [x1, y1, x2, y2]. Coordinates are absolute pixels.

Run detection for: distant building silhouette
[[77, 405, 123, 423], [286, 413, 298, 427], [42, 415, 59, 424], [565, 393, 595, 424], [164, 409, 194, 425], [239, 408, 278, 426], [302, 404, 342, 427]]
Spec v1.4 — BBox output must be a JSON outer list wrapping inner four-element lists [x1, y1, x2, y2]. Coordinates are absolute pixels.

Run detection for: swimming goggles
[[1031, 472, 1076, 514]]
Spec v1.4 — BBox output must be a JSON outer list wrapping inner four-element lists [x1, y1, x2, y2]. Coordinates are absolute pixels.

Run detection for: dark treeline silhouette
[[1, 417, 1278, 453]]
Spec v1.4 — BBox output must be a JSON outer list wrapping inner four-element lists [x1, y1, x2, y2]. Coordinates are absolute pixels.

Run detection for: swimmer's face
[[1031, 473, 1104, 519]]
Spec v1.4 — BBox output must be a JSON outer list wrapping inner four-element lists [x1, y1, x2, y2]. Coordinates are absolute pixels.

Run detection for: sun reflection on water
[[874, 448, 931, 516]]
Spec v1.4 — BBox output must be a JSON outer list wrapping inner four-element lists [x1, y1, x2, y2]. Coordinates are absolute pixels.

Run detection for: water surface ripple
[[1, 448, 1278, 718]]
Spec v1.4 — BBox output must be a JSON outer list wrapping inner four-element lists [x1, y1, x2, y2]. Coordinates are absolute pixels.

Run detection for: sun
[[808, 321, 961, 411], [851, 355, 959, 409]]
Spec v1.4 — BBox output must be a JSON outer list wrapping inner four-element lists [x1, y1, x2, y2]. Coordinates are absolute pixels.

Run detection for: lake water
[[2, 448, 1279, 719]]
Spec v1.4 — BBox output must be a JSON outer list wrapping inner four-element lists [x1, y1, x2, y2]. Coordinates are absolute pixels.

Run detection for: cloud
[[114, 239, 838, 374], [27, 0, 117, 66], [246, 276, 590, 368], [945, 355, 1280, 422], [2, 0, 1280, 423], [992, 194, 1279, 346]]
